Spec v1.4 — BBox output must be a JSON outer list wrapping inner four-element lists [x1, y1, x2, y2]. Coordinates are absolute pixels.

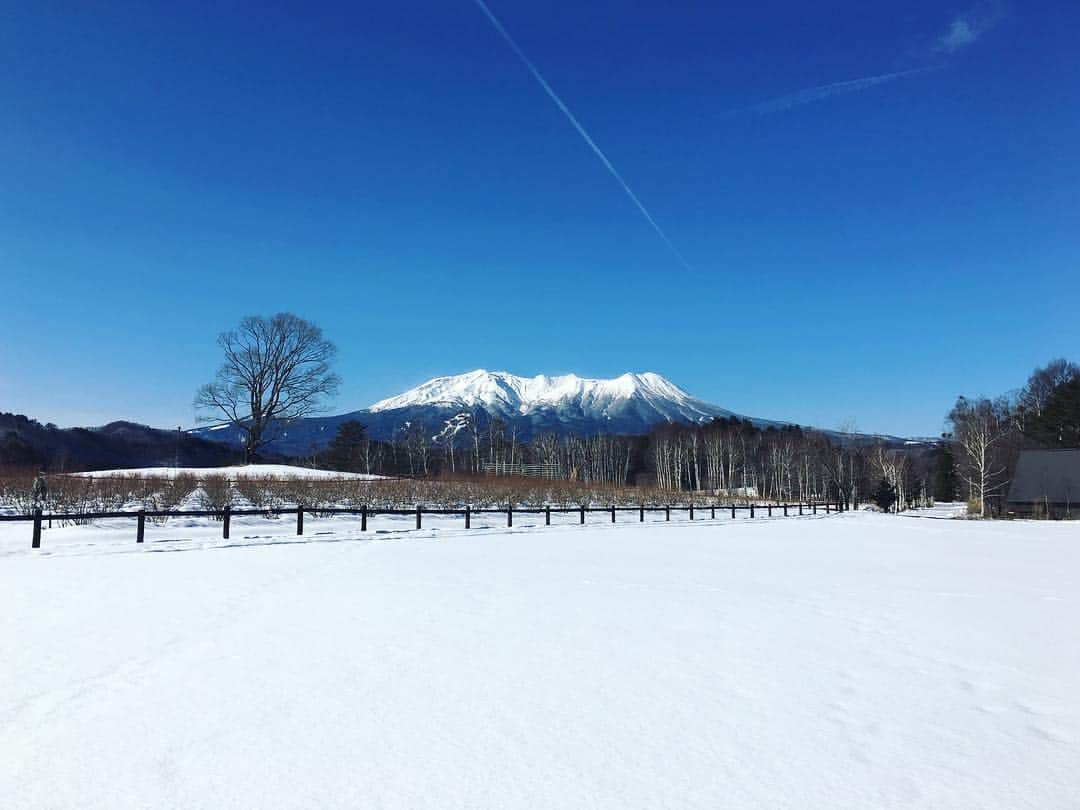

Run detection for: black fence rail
[[2, 500, 848, 549]]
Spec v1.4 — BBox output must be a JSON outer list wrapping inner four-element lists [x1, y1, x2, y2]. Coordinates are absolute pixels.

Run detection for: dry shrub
[[198, 475, 234, 518]]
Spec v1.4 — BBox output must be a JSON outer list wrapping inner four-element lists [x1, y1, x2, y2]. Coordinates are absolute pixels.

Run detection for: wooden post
[[813, 502, 817, 515], [731, 504, 736, 519], [297, 505, 304, 535], [32, 508, 42, 548], [784, 504, 788, 517], [826, 502, 831, 514], [507, 503, 513, 528], [610, 505, 616, 523], [689, 503, 694, 521], [767, 504, 772, 517], [640, 504, 644, 522], [221, 506, 229, 540], [665, 506, 670, 522], [711, 505, 716, 520], [580, 505, 585, 525], [137, 510, 146, 543], [750, 503, 755, 518], [465, 505, 471, 529], [545, 505, 550, 526], [799, 503, 803, 516], [361, 505, 367, 532], [416, 505, 422, 530]]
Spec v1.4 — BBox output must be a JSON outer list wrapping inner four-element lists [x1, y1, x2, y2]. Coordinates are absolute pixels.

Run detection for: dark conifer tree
[[323, 420, 368, 472], [932, 443, 959, 502], [1028, 376, 1080, 448], [873, 477, 897, 513]]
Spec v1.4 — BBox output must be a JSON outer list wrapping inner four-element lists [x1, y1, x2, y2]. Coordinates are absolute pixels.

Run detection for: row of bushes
[[0, 470, 794, 518]]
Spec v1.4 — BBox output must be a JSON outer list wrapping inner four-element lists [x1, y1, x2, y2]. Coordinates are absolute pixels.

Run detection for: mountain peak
[[368, 370, 696, 414]]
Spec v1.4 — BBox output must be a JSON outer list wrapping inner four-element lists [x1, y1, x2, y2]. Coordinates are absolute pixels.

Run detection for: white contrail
[[472, 0, 693, 272], [724, 66, 938, 117]]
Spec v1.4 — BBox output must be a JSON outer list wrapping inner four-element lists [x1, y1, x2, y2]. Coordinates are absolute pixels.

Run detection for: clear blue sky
[[2, 1, 1077, 437]]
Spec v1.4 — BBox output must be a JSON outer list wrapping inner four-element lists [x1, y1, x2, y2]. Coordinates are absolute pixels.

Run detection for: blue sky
[[2, 1, 1077, 437]]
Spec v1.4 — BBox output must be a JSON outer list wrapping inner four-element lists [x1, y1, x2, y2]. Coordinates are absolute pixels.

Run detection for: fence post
[[711, 505, 715, 520], [137, 510, 146, 543], [507, 503, 513, 528], [297, 505, 304, 535], [826, 502, 831, 514], [665, 505, 670, 522], [767, 504, 772, 517], [784, 504, 788, 517], [465, 505, 471, 529], [32, 508, 42, 548], [731, 504, 736, 519], [545, 505, 550, 526], [361, 505, 367, 532], [799, 503, 803, 516], [416, 505, 422, 530], [640, 504, 644, 522], [812, 502, 817, 515], [689, 503, 694, 521], [579, 504, 585, 524], [750, 503, 755, 518], [222, 505, 230, 540], [610, 505, 615, 523]]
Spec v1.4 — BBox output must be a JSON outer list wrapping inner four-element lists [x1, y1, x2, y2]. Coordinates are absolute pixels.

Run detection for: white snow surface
[[369, 369, 727, 421], [2, 512, 1079, 809], [69, 464, 384, 480]]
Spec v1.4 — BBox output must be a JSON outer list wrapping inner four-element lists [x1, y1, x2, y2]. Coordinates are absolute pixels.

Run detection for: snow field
[[2, 512, 1078, 809]]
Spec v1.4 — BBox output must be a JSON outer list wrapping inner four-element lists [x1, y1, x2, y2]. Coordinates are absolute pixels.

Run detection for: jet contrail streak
[[472, 0, 693, 272], [725, 66, 938, 117]]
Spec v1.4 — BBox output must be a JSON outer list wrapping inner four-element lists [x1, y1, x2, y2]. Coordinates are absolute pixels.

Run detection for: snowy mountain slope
[[370, 370, 732, 425]]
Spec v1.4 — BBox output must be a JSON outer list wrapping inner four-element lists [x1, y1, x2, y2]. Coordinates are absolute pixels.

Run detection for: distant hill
[[0, 413, 241, 471]]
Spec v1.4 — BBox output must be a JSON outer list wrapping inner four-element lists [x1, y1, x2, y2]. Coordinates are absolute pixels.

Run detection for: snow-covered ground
[[70, 464, 384, 480], [2, 512, 1078, 809]]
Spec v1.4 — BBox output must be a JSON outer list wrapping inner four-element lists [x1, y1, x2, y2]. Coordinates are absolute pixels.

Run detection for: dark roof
[[1007, 449, 1080, 504]]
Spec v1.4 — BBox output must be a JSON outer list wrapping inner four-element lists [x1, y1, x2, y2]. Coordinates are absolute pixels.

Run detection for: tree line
[[316, 413, 945, 511], [944, 358, 1080, 517]]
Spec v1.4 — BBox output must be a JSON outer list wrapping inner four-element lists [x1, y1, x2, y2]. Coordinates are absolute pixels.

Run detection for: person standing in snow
[[32, 471, 48, 507]]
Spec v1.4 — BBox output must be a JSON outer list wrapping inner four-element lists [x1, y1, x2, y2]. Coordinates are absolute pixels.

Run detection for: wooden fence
[[1, 500, 846, 549]]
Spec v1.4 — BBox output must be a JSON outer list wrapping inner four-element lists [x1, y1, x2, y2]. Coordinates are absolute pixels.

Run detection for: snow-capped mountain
[[191, 370, 766, 456], [369, 370, 730, 425]]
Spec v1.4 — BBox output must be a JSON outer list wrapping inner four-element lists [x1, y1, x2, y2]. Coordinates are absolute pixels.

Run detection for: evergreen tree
[[323, 420, 368, 472], [932, 443, 959, 502], [1028, 376, 1080, 448], [872, 477, 897, 513]]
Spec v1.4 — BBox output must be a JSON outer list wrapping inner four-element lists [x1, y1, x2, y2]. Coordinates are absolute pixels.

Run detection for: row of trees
[[317, 413, 942, 510], [945, 358, 1080, 516]]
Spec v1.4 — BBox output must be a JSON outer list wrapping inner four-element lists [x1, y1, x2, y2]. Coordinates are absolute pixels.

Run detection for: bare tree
[[195, 313, 340, 462], [947, 396, 1013, 517]]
